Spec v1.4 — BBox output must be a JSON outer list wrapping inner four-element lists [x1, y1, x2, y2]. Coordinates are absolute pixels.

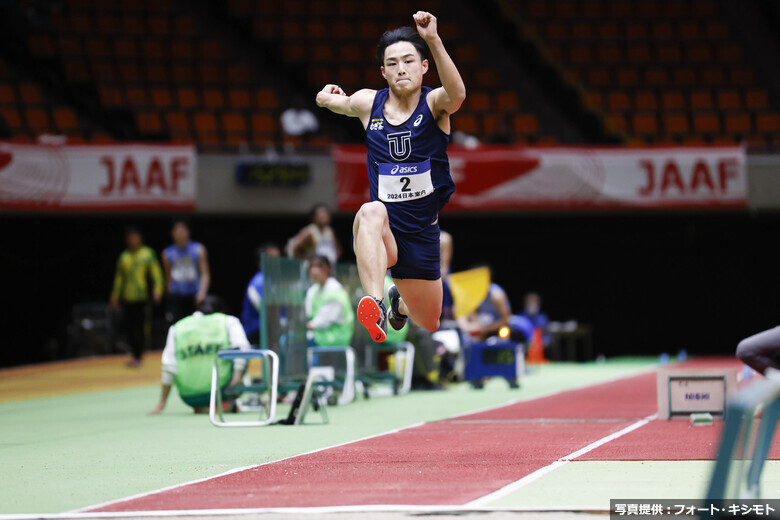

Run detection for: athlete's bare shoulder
[[316, 86, 376, 127], [349, 89, 377, 127], [349, 88, 377, 111]]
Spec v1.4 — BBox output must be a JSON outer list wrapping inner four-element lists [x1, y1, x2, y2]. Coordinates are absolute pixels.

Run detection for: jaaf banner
[[333, 145, 747, 212], [0, 142, 197, 211]]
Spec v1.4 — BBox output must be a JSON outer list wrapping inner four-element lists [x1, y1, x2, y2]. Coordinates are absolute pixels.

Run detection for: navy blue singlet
[[365, 87, 455, 236]]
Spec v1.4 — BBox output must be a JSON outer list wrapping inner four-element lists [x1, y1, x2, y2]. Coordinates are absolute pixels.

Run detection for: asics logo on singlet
[[369, 120, 383, 131], [390, 164, 418, 175], [413, 114, 423, 127], [387, 131, 412, 161]]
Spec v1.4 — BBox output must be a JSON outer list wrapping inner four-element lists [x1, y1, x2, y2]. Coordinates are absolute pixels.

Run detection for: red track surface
[[447, 372, 658, 422], [89, 358, 767, 512], [93, 420, 635, 511]]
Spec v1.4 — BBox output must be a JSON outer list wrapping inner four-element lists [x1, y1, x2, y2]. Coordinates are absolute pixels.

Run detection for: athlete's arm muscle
[[414, 12, 466, 119], [316, 86, 376, 128]]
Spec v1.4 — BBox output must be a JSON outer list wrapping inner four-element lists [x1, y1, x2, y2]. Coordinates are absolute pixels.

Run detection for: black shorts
[[390, 224, 441, 281]]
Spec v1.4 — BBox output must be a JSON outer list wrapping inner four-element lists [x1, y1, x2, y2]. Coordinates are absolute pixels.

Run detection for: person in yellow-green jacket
[[305, 256, 354, 347], [110, 227, 164, 367], [148, 295, 251, 415]]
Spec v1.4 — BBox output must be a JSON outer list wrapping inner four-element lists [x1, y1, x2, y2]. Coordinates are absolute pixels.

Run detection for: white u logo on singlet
[[387, 131, 412, 161]]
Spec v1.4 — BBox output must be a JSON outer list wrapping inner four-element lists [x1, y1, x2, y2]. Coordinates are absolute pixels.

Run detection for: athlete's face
[[172, 222, 190, 245], [381, 41, 428, 94], [308, 259, 329, 284], [126, 232, 142, 252], [312, 207, 331, 228]]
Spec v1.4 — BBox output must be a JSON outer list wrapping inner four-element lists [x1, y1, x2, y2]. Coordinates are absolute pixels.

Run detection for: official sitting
[[304, 255, 354, 347], [148, 295, 251, 415], [458, 281, 514, 342]]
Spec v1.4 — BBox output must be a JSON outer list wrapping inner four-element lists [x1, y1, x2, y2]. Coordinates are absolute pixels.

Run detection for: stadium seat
[[221, 112, 248, 145], [608, 91, 631, 111], [693, 112, 720, 134], [690, 90, 713, 111], [626, 44, 651, 64], [203, 89, 225, 109], [496, 91, 520, 111], [756, 114, 780, 133], [1, 107, 22, 130], [663, 113, 690, 135], [24, 107, 50, 134], [136, 110, 163, 135], [724, 113, 752, 135], [746, 89, 769, 110], [0, 83, 16, 105], [228, 89, 251, 109], [165, 110, 191, 135], [616, 67, 640, 87], [254, 89, 278, 110], [514, 114, 540, 136], [634, 91, 658, 111], [468, 92, 491, 112], [632, 113, 658, 137], [605, 113, 628, 134], [124, 87, 148, 107], [151, 88, 173, 109], [53, 107, 79, 133], [176, 88, 200, 109], [717, 90, 741, 111], [19, 83, 43, 104]]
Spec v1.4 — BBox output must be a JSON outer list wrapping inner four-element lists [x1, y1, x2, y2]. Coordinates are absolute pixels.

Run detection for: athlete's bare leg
[[393, 277, 442, 332], [353, 201, 398, 300]]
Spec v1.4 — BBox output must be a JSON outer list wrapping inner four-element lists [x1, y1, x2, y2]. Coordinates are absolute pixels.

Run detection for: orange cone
[[526, 327, 547, 364]]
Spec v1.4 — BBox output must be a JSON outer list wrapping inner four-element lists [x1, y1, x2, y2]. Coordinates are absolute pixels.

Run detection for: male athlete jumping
[[316, 11, 465, 341]]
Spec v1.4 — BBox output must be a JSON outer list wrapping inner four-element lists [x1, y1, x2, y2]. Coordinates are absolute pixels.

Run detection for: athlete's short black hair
[[376, 26, 429, 66], [255, 241, 279, 265], [125, 226, 142, 239], [309, 254, 331, 270]]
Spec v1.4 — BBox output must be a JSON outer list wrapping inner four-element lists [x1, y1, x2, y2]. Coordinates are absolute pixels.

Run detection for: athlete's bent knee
[[418, 316, 440, 333], [357, 201, 387, 224]]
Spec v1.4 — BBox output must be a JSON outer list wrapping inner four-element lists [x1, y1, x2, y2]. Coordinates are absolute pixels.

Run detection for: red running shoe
[[357, 295, 387, 343]]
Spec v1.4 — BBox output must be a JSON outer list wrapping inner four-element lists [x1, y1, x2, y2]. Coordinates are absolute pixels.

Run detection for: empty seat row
[[606, 111, 780, 136], [586, 88, 771, 112], [528, 19, 731, 43]]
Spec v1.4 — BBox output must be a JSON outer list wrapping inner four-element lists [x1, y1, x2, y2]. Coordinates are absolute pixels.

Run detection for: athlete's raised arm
[[413, 11, 466, 118], [316, 85, 376, 128]]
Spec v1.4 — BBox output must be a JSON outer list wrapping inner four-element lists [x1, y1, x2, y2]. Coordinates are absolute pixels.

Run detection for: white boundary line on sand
[[466, 413, 658, 507], [2, 364, 657, 520]]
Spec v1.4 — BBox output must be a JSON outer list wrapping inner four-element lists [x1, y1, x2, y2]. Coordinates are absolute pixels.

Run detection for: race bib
[[378, 160, 434, 202]]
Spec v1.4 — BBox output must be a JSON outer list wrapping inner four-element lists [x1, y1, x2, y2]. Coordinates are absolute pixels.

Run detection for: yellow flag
[[448, 267, 491, 319]]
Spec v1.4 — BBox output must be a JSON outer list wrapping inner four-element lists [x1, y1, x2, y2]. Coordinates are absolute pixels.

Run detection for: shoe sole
[[388, 285, 407, 331], [357, 296, 386, 343]]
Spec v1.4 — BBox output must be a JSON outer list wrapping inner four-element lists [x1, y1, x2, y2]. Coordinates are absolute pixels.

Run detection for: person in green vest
[[110, 227, 164, 368], [304, 255, 354, 347], [148, 295, 250, 415]]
